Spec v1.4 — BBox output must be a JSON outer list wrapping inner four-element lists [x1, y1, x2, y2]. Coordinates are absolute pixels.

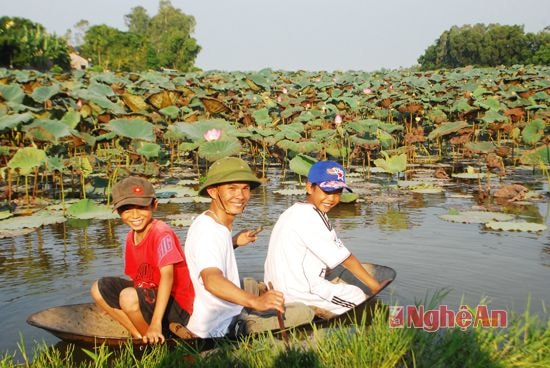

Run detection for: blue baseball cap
[[307, 161, 352, 192]]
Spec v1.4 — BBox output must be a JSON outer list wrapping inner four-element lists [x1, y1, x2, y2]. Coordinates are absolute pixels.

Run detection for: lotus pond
[[0, 162, 548, 357]]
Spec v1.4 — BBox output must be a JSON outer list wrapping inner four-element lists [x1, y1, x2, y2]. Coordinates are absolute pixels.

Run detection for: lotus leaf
[[411, 187, 444, 194], [30, 84, 60, 103], [74, 89, 125, 114], [198, 137, 241, 162], [159, 106, 180, 120], [475, 97, 502, 111], [168, 213, 197, 227], [66, 199, 118, 220], [122, 93, 149, 113], [0, 209, 12, 221], [252, 108, 272, 126], [427, 121, 470, 140], [0, 112, 33, 131], [519, 145, 550, 165], [137, 142, 161, 158], [340, 192, 358, 203], [172, 119, 236, 141], [439, 211, 513, 224], [289, 154, 316, 177], [8, 147, 47, 175], [0, 84, 24, 104], [484, 221, 547, 232], [178, 141, 200, 153], [47, 155, 66, 173], [0, 211, 66, 231], [521, 119, 545, 145], [23, 119, 75, 143], [61, 111, 81, 129], [451, 172, 496, 179], [373, 152, 407, 175], [481, 110, 507, 123], [464, 141, 496, 154], [106, 119, 155, 141]]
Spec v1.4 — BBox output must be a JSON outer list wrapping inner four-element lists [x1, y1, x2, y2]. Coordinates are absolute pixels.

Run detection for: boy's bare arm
[[341, 254, 382, 293], [200, 267, 284, 313], [143, 264, 174, 344]]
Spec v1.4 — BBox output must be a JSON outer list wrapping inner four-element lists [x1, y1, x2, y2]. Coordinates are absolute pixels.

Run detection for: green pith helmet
[[198, 157, 262, 196]]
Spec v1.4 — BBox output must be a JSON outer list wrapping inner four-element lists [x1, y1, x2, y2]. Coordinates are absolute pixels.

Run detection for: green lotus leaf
[[106, 119, 154, 141], [519, 145, 550, 165], [7, 147, 47, 175], [427, 121, 470, 140], [481, 110, 506, 123], [167, 213, 197, 228], [158, 185, 197, 197], [0, 112, 33, 131], [345, 119, 382, 135], [178, 141, 200, 152], [66, 199, 118, 220], [74, 88, 125, 114], [47, 155, 66, 173], [252, 108, 272, 126], [289, 154, 317, 177], [475, 97, 502, 111], [0, 84, 24, 104], [521, 119, 545, 145], [278, 127, 302, 141], [159, 106, 180, 120], [340, 192, 359, 203], [0, 211, 66, 231], [137, 142, 161, 158], [198, 137, 241, 162], [464, 141, 497, 154], [373, 152, 407, 174], [439, 211, 513, 224], [172, 119, 236, 141], [61, 111, 81, 129], [452, 98, 475, 113], [411, 187, 444, 194], [31, 84, 60, 103], [484, 221, 547, 232], [23, 119, 75, 143]]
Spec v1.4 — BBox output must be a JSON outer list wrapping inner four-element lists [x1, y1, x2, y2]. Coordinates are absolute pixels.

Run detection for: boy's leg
[[91, 277, 143, 338], [119, 287, 149, 336]]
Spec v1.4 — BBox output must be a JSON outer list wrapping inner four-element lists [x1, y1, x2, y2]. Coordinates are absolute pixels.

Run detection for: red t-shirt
[[124, 219, 194, 314]]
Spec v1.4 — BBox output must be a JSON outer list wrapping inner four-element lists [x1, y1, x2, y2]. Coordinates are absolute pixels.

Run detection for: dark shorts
[[97, 277, 190, 327]]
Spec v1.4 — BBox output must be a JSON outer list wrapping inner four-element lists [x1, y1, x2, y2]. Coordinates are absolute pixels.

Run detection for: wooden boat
[[27, 263, 396, 348]]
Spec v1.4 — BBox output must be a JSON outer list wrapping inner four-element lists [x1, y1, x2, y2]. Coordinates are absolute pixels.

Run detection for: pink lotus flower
[[277, 96, 282, 103], [334, 114, 343, 125], [282, 87, 288, 94], [204, 128, 222, 142], [363, 88, 372, 95]]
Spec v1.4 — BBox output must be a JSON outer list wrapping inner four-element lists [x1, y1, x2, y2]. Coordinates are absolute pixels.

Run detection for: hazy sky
[[3, 0, 549, 71]]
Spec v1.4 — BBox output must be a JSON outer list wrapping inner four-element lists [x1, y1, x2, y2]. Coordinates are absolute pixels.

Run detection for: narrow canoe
[[27, 262, 396, 348]]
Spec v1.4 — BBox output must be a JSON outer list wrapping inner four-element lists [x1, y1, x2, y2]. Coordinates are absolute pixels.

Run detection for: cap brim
[[113, 196, 155, 210], [318, 181, 353, 193]]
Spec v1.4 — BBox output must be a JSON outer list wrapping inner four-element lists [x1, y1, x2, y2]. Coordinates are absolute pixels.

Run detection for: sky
[[3, 0, 549, 72]]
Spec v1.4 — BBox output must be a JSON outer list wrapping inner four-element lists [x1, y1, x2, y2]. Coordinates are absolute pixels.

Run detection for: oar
[[268, 281, 289, 348]]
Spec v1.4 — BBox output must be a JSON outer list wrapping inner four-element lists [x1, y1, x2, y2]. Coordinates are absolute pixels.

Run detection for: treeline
[[0, 0, 200, 72], [418, 24, 550, 70]]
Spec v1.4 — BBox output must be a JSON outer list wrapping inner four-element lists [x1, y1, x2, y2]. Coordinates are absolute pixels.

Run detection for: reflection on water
[[0, 170, 548, 357]]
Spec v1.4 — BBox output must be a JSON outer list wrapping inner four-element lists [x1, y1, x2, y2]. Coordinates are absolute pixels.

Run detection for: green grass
[[2, 293, 548, 367]]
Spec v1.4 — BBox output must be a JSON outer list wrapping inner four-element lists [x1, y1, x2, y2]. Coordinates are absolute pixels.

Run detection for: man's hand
[[233, 226, 263, 248]]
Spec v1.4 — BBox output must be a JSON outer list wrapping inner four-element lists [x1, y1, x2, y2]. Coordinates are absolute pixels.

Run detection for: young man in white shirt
[[265, 161, 387, 316], [184, 157, 285, 338]]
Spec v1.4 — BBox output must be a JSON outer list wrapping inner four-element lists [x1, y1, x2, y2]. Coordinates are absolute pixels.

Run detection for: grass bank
[[2, 293, 548, 367]]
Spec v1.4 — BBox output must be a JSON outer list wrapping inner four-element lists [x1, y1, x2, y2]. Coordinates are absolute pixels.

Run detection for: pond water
[[0, 166, 549, 357]]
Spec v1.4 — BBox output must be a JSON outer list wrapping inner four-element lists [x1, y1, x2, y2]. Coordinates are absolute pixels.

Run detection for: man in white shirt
[[184, 157, 285, 338], [265, 161, 387, 316]]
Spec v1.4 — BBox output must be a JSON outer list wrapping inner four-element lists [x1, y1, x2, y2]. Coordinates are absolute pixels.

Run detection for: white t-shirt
[[264, 202, 351, 304], [184, 213, 242, 338]]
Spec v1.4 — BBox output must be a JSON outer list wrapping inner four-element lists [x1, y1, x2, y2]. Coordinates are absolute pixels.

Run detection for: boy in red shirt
[[90, 176, 194, 344]]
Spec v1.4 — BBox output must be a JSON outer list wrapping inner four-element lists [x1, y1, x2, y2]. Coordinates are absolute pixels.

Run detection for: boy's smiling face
[[306, 182, 342, 213], [117, 200, 157, 235]]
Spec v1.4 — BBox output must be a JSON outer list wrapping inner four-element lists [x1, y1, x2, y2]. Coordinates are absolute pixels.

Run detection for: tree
[[125, 6, 150, 35], [64, 19, 90, 48], [144, 0, 201, 71], [0, 16, 70, 70], [418, 23, 550, 70], [80, 24, 145, 71]]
